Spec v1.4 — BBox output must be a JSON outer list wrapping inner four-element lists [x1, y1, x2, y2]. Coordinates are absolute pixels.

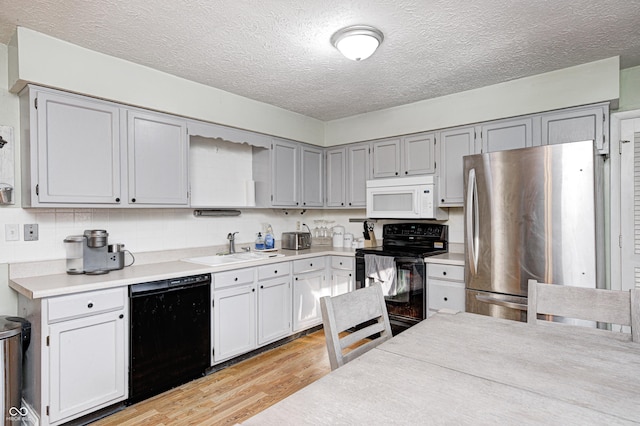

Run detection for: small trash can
[[1, 316, 30, 425]]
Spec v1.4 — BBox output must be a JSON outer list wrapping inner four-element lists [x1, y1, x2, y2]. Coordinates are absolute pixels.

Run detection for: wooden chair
[[320, 283, 393, 370], [527, 279, 640, 341]]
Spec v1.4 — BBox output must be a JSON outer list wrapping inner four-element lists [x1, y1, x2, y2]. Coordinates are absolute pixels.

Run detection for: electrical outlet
[[5, 224, 19, 241], [24, 224, 39, 241], [296, 221, 301, 231]]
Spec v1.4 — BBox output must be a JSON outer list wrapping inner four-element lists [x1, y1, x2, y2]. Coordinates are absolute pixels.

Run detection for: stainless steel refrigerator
[[464, 140, 605, 322]]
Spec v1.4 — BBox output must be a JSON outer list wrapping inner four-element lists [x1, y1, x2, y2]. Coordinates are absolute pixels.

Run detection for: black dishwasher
[[128, 274, 211, 404]]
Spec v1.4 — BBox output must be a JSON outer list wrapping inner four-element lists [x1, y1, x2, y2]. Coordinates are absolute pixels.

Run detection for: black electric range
[[355, 223, 448, 334]]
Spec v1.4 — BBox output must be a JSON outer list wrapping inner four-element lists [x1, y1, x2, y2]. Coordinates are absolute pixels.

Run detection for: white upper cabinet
[[325, 147, 347, 207], [26, 88, 122, 205], [439, 126, 476, 207], [300, 145, 324, 207], [371, 138, 401, 178], [541, 103, 609, 153], [403, 132, 436, 175], [372, 133, 436, 179], [259, 138, 324, 208], [346, 142, 370, 207], [479, 117, 535, 153], [270, 139, 299, 207], [126, 109, 189, 205], [20, 85, 189, 207]]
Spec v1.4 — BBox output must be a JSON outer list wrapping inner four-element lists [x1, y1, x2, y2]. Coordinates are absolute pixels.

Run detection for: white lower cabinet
[[18, 287, 128, 426], [257, 262, 292, 345], [212, 268, 257, 363], [48, 311, 126, 423], [330, 256, 355, 296], [293, 257, 330, 332], [427, 264, 465, 317]]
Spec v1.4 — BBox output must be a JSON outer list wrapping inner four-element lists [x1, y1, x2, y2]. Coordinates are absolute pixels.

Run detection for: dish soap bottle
[[255, 232, 265, 250], [265, 225, 275, 250]]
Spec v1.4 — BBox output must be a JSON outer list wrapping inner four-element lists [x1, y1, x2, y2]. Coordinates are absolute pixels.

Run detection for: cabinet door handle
[[444, 297, 448, 302], [119, 314, 124, 319], [234, 277, 238, 281], [115, 197, 120, 202], [443, 271, 447, 276], [87, 302, 94, 308], [295, 277, 299, 281], [131, 198, 136, 203], [260, 285, 264, 289], [252, 288, 255, 292], [274, 270, 278, 274]]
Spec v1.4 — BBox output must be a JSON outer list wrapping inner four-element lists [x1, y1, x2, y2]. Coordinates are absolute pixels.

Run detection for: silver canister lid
[[0, 316, 22, 339]]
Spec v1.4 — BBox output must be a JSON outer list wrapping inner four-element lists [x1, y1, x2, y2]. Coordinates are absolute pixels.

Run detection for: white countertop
[[425, 252, 465, 266], [9, 245, 357, 300]]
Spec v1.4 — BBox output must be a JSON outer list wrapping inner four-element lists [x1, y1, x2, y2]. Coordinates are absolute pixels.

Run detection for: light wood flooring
[[92, 330, 330, 425]]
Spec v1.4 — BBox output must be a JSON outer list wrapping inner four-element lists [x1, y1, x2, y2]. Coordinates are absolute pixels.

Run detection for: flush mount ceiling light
[[331, 25, 384, 61]]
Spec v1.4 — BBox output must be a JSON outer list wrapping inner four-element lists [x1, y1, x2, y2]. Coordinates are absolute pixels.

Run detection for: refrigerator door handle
[[466, 168, 479, 275], [475, 294, 528, 311]]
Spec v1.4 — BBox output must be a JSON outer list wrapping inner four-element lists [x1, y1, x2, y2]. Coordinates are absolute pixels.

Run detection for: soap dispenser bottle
[[255, 232, 265, 250], [265, 225, 275, 250]]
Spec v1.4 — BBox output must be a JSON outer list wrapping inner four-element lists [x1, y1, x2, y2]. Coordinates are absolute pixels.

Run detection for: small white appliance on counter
[[366, 176, 448, 220]]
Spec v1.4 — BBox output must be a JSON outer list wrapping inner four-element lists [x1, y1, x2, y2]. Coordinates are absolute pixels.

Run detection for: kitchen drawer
[[48, 287, 126, 323], [428, 279, 465, 313], [331, 256, 354, 270], [214, 267, 255, 289], [428, 264, 464, 281], [257, 261, 291, 281], [292, 257, 326, 274]]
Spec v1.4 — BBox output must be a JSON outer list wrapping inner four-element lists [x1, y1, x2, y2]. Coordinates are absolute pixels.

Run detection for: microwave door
[[367, 186, 418, 218]]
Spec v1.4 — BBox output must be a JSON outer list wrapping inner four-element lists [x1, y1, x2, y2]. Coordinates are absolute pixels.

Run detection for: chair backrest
[[527, 279, 640, 341], [320, 283, 393, 370]]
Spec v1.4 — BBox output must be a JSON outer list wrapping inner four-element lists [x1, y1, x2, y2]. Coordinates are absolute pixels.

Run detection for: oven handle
[[475, 294, 528, 311]]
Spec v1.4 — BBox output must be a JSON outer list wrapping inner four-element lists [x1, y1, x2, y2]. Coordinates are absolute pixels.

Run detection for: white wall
[[9, 27, 324, 146], [324, 57, 621, 146]]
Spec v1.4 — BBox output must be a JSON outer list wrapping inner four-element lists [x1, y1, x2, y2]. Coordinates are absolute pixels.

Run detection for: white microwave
[[366, 176, 448, 220]]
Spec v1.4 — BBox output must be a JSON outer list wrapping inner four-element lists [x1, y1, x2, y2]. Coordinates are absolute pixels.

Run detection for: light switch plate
[[5, 224, 19, 241], [24, 224, 38, 241]]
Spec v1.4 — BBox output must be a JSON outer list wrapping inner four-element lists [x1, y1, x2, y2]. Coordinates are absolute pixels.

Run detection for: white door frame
[[610, 109, 640, 292]]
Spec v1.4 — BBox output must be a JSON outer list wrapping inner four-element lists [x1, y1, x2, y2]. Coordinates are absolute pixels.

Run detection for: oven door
[[356, 254, 426, 327]]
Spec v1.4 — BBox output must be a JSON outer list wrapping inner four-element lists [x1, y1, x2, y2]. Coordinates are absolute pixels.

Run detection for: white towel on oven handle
[[364, 254, 397, 297]]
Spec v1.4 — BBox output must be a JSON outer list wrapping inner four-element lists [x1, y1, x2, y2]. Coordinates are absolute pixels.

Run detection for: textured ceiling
[[1, 1, 640, 121]]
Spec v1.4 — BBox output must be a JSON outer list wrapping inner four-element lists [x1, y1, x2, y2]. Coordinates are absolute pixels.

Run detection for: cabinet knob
[[252, 288, 255, 292], [295, 277, 299, 281], [442, 271, 447, 276], [395, 172, 399, 175], [349, 202, 352, 206], [115, 197, 120, 203], [341, 203, 344, 206], [87, 302, 94, 308], [119, 314, 124, 319], [131, 198, 136, 203], [441, 199, 445, 203], [260, 285, 264, 289], [303, 202, 306, 206], [349, 273, 352, 277], [405, 171, 408, 175], [444, 297, 448, 301], [274, 270, 278, 274], [310, 263, 313, 267], [234, 277, 238, 281]]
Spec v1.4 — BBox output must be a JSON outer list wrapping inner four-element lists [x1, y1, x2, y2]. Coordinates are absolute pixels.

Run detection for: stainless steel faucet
[[227, 232, 239, 254]]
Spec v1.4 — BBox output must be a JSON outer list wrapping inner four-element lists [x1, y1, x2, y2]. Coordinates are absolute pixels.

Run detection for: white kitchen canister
[[332, 233, 344, 247], [343, 233, 354, 248]]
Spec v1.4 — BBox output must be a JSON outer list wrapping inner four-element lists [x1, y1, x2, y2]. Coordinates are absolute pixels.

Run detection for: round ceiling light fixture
[[331, 25, 384, 61]]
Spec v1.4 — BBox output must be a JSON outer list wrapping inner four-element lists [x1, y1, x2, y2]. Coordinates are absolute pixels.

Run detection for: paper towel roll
[[245, 180, 256, 206]]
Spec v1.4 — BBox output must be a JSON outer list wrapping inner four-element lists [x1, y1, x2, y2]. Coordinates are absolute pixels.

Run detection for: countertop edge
[[9, 247, 357, 300]]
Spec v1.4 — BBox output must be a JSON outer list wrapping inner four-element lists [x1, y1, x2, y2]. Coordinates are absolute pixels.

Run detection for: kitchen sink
[[182, 251, 284, 266]]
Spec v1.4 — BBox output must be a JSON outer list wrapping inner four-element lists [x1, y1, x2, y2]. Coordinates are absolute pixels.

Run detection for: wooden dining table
[[242, 311, 640, 425]]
